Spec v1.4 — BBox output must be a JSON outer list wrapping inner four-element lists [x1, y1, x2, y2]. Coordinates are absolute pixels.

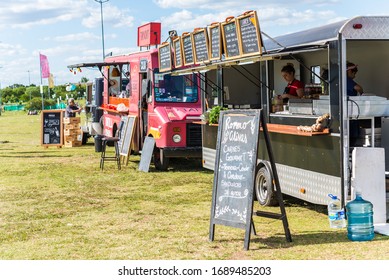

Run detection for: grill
[[186, 123, 202, 147]]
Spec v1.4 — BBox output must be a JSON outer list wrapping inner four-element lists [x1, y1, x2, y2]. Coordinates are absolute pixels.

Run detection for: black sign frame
[[221, 16, 242, 60], [41, 110, 64, 147], [209, 109, 292, 250], [158, 43, 172, 72], [236, 10, 262, 57], [173, 36, 183, 68], [208, 23, 222, 61], [181, 32, 195, 66], [192, 28, 210, 64]]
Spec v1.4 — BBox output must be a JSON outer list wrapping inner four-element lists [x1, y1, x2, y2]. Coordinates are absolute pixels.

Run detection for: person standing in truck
[[280, 63, 305, 103], [346, 62, 364, 96]]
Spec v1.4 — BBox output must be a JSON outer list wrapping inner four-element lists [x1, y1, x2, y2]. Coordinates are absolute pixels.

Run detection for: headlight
[[172, 134, 181, 143]]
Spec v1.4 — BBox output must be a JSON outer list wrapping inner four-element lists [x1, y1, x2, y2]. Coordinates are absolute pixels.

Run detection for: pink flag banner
[[40, 53, 50, 78]]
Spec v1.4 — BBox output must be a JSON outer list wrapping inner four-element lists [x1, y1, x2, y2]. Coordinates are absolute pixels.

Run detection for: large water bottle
[[327, 194, 346, 228], [346, 192, 374, 241]]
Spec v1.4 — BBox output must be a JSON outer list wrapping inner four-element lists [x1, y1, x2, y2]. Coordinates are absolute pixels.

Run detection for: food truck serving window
[[154, 73, 198, 103]]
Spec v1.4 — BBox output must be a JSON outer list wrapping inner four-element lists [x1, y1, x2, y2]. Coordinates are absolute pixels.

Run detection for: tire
[[255, 164, 278, 206], [153, 147, 169, 171]]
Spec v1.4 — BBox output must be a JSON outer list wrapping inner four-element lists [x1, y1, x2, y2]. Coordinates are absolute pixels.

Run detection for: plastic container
[[346, 193, 374, 241], [327, 194, 346, 228], [94, 135, 103, 153]]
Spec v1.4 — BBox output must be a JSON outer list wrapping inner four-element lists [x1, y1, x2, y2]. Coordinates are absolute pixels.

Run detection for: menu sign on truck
[[237, 10, 262, 56], [209, 23, 222, 61], [192, 28, 209, 64], [173, 37, 183, 68], [182, 32, 194, 65], [158, 43, 172, 72], [221, 17, 242, 60]]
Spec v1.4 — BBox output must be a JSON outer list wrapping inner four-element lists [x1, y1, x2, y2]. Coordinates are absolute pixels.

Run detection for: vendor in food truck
[[346, 62, 364, 96], [280, 63, 304, 102]]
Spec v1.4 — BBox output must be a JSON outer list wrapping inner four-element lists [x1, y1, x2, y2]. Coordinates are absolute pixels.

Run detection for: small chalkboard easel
[[138, 136, 156, 172], [209, 109, 292, 250]]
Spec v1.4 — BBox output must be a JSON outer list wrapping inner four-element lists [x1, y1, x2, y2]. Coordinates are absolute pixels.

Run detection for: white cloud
[[81, 5, 135, 29]]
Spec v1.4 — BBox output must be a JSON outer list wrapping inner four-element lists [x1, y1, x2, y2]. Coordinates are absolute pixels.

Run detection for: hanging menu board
[[237, 10, 262, 57], [173, 37, 183, 68], [158, 43, 172, 72], [192, 28, 209, 64], [41, 110, 63, 147], [209, 23, 222, 61], [221, 17, 242, 60], [209, 109, 261, 249], [182, 32, 194, 66]]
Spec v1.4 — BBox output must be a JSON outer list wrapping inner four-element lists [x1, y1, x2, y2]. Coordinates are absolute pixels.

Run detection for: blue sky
[[0, 0, 388, 87]]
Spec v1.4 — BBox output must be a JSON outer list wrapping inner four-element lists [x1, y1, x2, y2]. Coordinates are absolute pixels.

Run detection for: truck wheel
[[255, 164, 278, 206], [153, 148, 169, 171]]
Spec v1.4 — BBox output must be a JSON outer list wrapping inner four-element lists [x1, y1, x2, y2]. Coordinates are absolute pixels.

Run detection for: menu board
[[173, 37, 183, 68], [221, 17, 242, 60], [139, 136, 156, 172], [41, 110, 63, 147], [158, 43, 172, 72], [192, 28, 209, 64], [120, 116, 136, 157], [209, 23, 222, 61], [209, 110, 260, 249], [182, 32, 194, 65], [237, 11, 262, 56]]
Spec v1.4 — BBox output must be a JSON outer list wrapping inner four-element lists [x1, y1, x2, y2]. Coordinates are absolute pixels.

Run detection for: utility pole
[[27, 70, 31, 86], [95, 0, 109, 60]]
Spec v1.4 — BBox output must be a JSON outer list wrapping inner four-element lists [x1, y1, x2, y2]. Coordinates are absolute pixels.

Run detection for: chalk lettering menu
[[209, 23, 222, 61], [222, 18, 241, 59], [41, 110, 63, 146], [173, 37, 183, 68], [182, 33, 194, 65], [158, 43, 172, 72], [211, 110, 260, 226], [238, 11, 262, 56], [192, 29, 209, 63]]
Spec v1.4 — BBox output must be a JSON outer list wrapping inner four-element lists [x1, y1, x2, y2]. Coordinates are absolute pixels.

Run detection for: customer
[[280, 63, 304, 102], [346, 62, 363, 96], [65, 98, 82, 118]]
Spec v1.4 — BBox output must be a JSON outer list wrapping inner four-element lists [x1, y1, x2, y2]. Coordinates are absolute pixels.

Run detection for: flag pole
[[39, 53, 44, 111]]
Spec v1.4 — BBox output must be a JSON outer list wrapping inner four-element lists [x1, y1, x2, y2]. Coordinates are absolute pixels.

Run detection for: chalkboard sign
[[120, 116, 136, 157], [221, 17, 242, 60], [209, 109, 260, 249], [158, 43, 172, 72], [173, 37, 183, 68], [41, 110, 63, 147], [237, 11, 262, 57], [209, 109, 292, 250], [209, 23, 222, 61], [192, 28, 209, 64], [182, 32, 194, 66], [139, 136, 155, 172]]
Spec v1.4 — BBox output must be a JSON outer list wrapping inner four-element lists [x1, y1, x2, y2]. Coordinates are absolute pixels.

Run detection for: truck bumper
[[162, 147, 202, 158]]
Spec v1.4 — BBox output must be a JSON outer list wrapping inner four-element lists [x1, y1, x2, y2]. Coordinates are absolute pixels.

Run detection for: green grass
[[0, 110, 388, 260]]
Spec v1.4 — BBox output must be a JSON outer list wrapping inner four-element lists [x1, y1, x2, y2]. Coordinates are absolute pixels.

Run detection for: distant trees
[[0, 78, 90, 105]]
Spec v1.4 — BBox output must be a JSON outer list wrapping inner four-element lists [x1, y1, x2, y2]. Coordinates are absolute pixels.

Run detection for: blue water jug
[[346, 193, 374, 241]]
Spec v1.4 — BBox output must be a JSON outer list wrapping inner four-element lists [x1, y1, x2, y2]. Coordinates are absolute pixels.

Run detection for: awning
[[67, 61, 128, 71]]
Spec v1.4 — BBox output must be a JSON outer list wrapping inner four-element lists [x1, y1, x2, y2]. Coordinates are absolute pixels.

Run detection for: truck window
[[154, 73, 198, 103]]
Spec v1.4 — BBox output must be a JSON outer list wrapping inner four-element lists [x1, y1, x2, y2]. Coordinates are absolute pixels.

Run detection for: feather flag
[[48, 73, 54, 88], [40, 53, 50, 78]]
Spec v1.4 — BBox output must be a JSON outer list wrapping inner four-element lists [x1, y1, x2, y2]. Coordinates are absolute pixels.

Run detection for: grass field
[[0, 110, 389, 260]]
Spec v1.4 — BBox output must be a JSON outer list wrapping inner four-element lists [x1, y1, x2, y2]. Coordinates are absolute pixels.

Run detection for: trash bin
[[94, 135, 103, 152]]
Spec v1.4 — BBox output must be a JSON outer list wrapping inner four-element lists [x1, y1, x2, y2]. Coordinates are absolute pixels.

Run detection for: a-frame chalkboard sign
[[41, 110, 64, 148], [209, 109, 292, 250], [119, 115, 137, 165]]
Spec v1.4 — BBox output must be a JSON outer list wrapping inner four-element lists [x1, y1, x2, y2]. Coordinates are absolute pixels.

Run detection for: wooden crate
[[63, 117, 81, 124], [64, 128, 82, 136], [64, 140, 82, 147], [64, 123, 80, 130]]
